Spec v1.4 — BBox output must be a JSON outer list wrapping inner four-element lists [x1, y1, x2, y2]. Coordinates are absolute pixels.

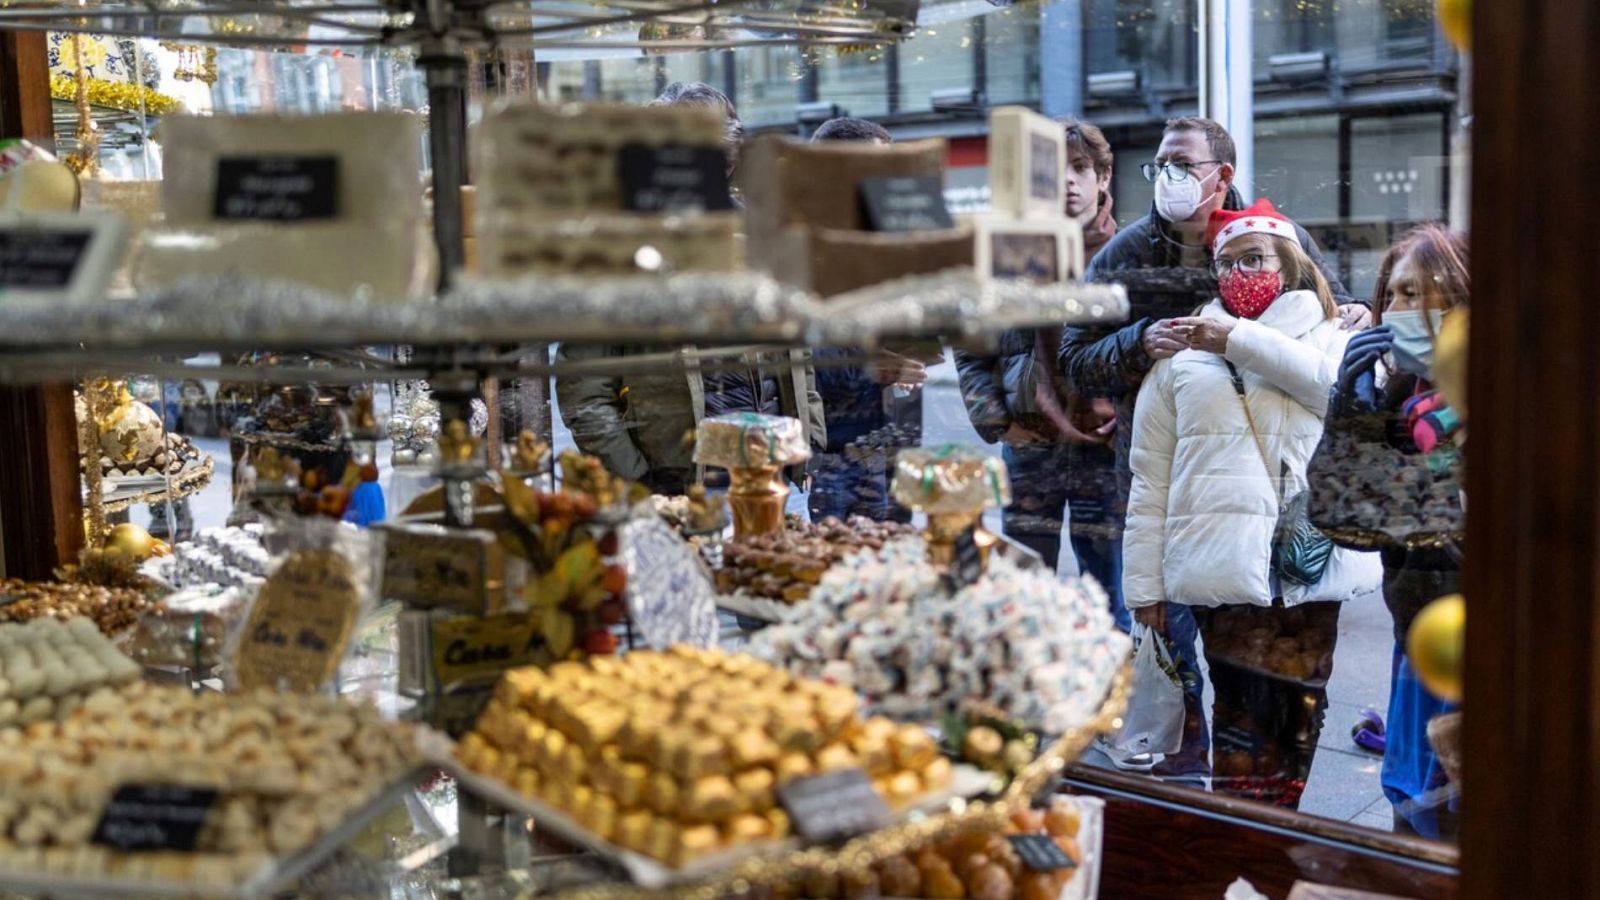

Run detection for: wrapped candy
[[694, 413, 811, 539], [693, 413, 810, 471], [891, 445, 1011, 515], [751, 538, 1128, 733]]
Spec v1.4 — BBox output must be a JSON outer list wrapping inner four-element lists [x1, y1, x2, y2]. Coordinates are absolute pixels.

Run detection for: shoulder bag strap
[[1225, 361, 1284, 505]]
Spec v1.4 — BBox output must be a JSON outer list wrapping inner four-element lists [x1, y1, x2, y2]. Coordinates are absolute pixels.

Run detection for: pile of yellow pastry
[[458, 647, 954, 868]]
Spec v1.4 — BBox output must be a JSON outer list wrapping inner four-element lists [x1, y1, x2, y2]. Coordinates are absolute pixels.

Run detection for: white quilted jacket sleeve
[[1224, 318, 1340, 415], [1122, 359, 1178, 609]]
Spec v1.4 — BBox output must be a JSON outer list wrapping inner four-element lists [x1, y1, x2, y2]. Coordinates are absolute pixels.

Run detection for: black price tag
[[92, 784, 218, 852], [617, 143, 733, 213], [777, 767, 892, 843], [214, 155, 339, 221], [1008, 833, 1078, 871], [859, 175, 955, 232], [0, 229, 92, 289]]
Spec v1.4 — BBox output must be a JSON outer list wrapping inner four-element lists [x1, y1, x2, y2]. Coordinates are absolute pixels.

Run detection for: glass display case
[[0, 0, 1585, 896]]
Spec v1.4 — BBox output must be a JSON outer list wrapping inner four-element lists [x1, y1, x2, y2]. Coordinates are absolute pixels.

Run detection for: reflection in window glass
[[735, 46, 805, 128], [817, 49, 891, 119], [1085, 0, 1198, 89], [1253, 114, 1339, 224], [594, 57, 660, 104], [985, 7, 1043, 106], [897, 21, 976, 114]]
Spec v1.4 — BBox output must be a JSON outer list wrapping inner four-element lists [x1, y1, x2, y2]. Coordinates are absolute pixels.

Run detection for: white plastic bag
[[1108, 623, 1185, 756]]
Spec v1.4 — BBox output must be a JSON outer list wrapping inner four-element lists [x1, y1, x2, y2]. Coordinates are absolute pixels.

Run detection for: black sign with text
[[777, 767, 893, 843], [91, 784, 218, 852], [617, 143, 733, 213], [859, 175, 955, 232], [1008, 833, 1078, 871], [0, 229, 92, 290], [214, 155, 339, 221]]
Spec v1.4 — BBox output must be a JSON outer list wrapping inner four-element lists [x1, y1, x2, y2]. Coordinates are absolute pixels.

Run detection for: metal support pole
[[1198, 0, 1253, 199], [419, 43, 468, 291], [1040, 0, 1084, 119]]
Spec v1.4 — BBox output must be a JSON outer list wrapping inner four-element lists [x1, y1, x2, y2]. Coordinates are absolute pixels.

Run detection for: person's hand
[[1335, 325, 1392, 413], [1141, 319, 1188, 361], [1134, 602, 1168, 634], [1338, 303, 1373, 331], [870, 352, 927, 387], [1069, 396, 1117, 445], [1002, 422, 1046, 445], [1170, 316, 1234, 355]]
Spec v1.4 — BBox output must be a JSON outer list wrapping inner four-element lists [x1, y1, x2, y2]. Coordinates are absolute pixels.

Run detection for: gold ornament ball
[[1407, 594, 1465, 703], [108, 522, 156, 561], [1433, 308, 1469, 421], [1437, 0, 1470, 52]]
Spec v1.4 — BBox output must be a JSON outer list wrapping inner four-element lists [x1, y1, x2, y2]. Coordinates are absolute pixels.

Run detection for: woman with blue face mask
[[1310, 223, 1469, 839]]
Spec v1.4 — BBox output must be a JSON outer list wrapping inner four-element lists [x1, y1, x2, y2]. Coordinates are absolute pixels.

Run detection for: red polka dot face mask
[[1218, 269, 1282, 319]]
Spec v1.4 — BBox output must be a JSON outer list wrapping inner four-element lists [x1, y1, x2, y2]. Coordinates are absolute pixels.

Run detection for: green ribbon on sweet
[[733, 412, 778, 468], [921, 444, 962, 496], [987, 460, 1005, 506]]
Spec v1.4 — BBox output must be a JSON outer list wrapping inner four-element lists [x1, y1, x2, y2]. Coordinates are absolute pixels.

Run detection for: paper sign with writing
[[859, 175, 955, 232], [214, 155, 339, 221], [429, 612, 546, 689], [235, 548, 360, 692], [381, 524, 500, 613], [617, 143, 734, 213], [1008, 833, 1078, 871], [92, 784, 218, 852], [777, 767, 892, 843]]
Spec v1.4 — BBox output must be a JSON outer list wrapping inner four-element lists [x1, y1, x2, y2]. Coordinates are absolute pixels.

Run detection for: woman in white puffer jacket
[[1123, 198, 1381, 808]]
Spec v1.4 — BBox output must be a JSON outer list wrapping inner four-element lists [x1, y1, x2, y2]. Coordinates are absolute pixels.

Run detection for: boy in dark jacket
[[954, 118, 1127, 629]]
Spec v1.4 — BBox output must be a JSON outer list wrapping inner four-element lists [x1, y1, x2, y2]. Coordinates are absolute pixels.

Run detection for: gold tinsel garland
[[49, 74, 184, 116]]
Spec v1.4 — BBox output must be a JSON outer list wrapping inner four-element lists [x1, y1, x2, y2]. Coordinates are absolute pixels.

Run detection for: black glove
[[1332, 325, 1392, 417]]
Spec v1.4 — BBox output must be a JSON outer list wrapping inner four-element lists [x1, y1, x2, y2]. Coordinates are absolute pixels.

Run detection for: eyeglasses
[[1210, 252, 1281, 278], [1141, 160, 1224, 183]]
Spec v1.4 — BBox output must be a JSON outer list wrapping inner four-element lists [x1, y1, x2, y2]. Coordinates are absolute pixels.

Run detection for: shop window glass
[[1253, 114, 1340, 225], [896, 20, 977, 114], [817, 48, 892, 119], [1085, 0, 1198, 90], [985, 7, 1044, 106]]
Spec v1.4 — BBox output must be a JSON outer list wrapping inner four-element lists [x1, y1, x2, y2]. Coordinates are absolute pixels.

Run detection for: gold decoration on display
[[63, 34, 99, 176], [353, 393, 379, 431], [254, 447, 290, 481], [552, 665, 1132, 900], [1433, 308, 1469, 421], [49, 75, 184, 116], [1437, 0, 1470, 51], [439, 419, 481, 465], [78, 379, 113, 546], [159, 41, 218, 85], [1407, 594, 1464, 704], [726, 464, 788, 539], [512, 430, 550, 473]]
